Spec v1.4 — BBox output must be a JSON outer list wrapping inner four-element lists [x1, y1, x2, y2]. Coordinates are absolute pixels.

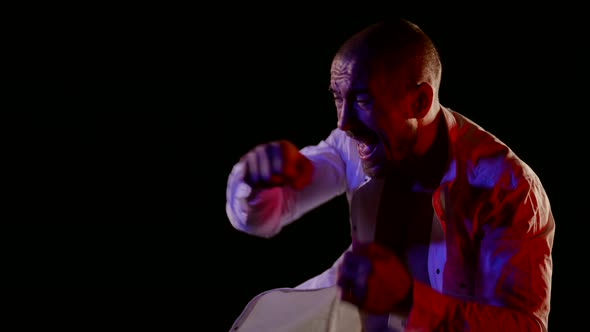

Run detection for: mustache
[[345, 129, 376, 142]]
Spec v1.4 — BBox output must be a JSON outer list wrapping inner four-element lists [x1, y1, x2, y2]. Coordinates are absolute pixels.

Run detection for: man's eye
[[355, 93, 372, 105], [356, 99, 372, 105]]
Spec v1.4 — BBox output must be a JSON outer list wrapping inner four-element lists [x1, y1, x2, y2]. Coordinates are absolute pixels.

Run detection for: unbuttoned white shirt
[[226, 107, 554, 331]]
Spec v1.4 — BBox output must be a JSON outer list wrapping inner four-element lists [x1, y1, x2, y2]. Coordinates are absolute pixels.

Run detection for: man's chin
[[362, 162, 385, 178]]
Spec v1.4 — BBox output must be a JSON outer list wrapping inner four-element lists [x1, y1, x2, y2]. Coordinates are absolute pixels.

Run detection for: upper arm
[[476, 171, 554, 328], [290, 129, 353, 220]]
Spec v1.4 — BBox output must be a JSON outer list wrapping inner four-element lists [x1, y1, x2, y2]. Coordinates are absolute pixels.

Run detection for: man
[[225, 18, 555, 331]]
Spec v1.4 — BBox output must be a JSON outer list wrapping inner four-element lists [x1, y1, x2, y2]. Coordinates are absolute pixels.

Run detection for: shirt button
[[436, 268, 440, 274]]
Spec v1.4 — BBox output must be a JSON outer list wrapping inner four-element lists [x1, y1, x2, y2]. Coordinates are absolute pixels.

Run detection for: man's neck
[[392, 112, 449, 190], [414, 106, 442, 156]]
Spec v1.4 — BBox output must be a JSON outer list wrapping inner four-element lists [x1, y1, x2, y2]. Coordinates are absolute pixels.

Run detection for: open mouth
[[348, 129, 380, 161], [357, 141, 377, 160]]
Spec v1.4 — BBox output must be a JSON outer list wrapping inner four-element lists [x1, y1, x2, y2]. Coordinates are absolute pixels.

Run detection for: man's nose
[[337, 103, 357, 132]]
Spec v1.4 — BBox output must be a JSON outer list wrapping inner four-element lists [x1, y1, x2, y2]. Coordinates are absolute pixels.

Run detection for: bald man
[[225, 18, 554, 331]]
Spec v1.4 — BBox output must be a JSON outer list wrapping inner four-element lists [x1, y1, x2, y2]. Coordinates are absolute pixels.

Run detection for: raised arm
[[225, 129, 353, 238]]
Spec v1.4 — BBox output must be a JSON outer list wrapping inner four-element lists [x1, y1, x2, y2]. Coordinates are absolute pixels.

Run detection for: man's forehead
[[330, 55, 369, 80]]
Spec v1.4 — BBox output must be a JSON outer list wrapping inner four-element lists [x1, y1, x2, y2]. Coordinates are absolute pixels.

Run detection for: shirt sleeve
[[225, 129, 351, 238], [406, 280, 544, 331], [406, 167, 554, 332]]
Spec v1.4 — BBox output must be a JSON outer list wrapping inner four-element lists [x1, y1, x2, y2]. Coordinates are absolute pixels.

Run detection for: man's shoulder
[[445, 109, 537, 189]]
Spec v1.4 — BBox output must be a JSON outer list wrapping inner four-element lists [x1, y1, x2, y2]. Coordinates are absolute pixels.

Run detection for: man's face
[[330, 53, 418, 177]]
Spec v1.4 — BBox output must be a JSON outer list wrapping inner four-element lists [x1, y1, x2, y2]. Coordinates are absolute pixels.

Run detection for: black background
[[4, 4, 587, 331]]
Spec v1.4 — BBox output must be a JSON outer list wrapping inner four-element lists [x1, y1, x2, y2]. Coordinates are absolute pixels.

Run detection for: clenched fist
[[337, 242, 413, 314], [241, 140, 314, 190]]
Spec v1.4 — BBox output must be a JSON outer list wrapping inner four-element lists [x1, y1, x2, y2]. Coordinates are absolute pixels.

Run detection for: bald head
[[334, 19, 442, 98], [329, 19, 445, 176]]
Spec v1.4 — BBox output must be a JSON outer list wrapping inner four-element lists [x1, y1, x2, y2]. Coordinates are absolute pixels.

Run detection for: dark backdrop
[[4, 4, 586, 331]]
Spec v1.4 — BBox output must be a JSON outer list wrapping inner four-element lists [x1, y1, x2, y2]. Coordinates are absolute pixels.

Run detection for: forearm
[[406, 281, 546, 332], [225, 151, 347, 238], [234, 186, 291, 238]]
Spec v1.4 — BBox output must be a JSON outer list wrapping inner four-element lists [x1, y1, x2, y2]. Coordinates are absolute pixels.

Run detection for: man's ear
[[412, 82, 434, 120]]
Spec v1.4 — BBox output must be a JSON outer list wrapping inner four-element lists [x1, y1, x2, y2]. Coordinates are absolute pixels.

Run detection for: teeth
[[358, 142, 376, 158]]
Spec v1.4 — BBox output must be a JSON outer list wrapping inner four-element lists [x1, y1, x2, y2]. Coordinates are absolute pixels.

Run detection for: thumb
[[279, 140, 313, 190]]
